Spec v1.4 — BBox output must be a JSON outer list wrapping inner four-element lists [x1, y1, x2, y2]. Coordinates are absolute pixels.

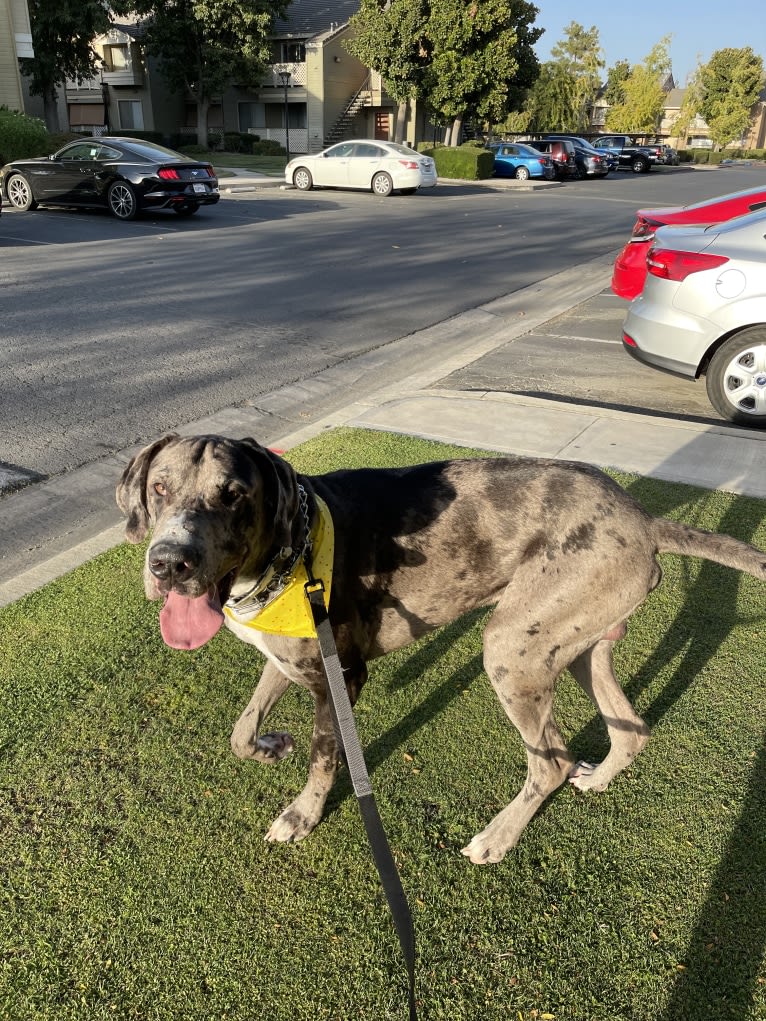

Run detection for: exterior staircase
[[322, 75, 371, 147]]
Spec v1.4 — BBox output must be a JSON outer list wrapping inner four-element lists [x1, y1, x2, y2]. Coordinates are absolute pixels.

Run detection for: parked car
[[622, 208, 766, 426], [0, 137, 219, 220], [485, 142, 556, 181], [285, 140, 437, 196], [658, 144, 680, 166], [525, 139, 578, 179], [612, 185, 766, 299], [541, 135, 610, 178], [591, 135, 656, 173]]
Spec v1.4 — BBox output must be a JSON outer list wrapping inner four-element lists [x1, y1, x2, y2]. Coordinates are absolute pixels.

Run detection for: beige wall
[[0, 0, 32, 110]]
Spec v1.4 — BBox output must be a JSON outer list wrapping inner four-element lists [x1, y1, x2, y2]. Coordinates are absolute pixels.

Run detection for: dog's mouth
[[159, 568, 237, 651]]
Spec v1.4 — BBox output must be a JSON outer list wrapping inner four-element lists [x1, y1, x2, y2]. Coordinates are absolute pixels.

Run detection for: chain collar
[[226, 484, 313, 617]]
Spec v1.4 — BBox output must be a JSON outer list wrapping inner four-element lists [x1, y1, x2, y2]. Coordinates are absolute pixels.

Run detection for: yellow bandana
[[223, 496, 334, 638]]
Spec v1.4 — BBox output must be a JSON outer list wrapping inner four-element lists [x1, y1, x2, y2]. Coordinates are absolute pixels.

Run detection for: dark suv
[[525, 139, 578, 179], [542, 135, 610, 178]]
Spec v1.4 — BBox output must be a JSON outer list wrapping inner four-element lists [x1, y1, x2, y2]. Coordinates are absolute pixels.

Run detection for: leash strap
[[306, 580, 417, 1021]]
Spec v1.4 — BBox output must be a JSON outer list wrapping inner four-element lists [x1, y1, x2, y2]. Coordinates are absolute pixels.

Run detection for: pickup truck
[[590, 135, 658, 174]]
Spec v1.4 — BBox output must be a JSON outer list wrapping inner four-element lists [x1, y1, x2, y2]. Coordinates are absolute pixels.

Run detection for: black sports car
[[0, 136, 220, 220]]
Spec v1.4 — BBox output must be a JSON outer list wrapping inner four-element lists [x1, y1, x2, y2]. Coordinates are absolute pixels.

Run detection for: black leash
[[305, 577, 417, 1021]]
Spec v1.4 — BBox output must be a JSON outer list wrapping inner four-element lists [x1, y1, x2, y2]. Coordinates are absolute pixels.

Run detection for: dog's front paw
[[265, 798, 321, 844], [461, 831, 511, 865], [254, 731, 295, 763]]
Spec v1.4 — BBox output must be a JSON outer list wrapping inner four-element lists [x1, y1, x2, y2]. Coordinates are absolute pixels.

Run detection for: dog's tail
[[654, 518, 766, 580]]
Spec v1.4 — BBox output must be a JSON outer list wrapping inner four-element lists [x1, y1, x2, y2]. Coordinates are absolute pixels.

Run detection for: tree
[[132, 0, 287, 147], [698, 47, 765, 148], [20, 0, 124, 132], [605, 37, 671, 133], [604, 59, 631, 107], [670, 63, 704, 147], [524, 21, 603, 132], [347, 0, 430, 143], [351, 0, 540, 145], [423, 0, 541, 144]]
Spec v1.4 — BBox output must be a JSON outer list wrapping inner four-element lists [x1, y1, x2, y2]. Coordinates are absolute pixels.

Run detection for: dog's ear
[[116, 434, 179, 543], [239, 438, 301, 548]]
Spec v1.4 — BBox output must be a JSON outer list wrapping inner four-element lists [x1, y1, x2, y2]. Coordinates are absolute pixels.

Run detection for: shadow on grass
[[659, 733, 766, 1021]]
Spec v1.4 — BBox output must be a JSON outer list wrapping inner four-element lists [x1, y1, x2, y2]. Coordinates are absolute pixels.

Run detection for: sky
[[533, 0, 765, 87]]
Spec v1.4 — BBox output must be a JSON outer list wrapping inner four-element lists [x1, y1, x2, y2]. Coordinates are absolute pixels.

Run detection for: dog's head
[[116, 433, 301, 649]]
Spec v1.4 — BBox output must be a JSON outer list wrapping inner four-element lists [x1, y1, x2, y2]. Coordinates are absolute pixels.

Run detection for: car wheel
[[514, 165, 530, 181], [706, 329, 766, 426], [107, 181, 138, 220], [371, 171, 393, 197], [293, 167, 313, 191], [631, 157, 650, 174], [173, 203, 200, 216], [6, 173, 38, 211]]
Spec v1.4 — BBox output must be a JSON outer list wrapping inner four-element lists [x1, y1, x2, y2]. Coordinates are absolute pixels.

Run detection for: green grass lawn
[[1, 428, 765, 1021], [209, 152, 288, 176]]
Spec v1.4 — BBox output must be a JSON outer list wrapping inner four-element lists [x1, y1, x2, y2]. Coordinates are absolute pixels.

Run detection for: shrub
[[251, 139, 284, 155], [44, 131, 82, 154], [169, 132, 198, 150], [0, 106, 48, 165], [116, 129, 164, 143], [177, 144, 210, 156], [421, 144, 494, 180]]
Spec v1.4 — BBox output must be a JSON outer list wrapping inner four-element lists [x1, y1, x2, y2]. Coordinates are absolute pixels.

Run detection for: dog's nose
[[148, 541, 200, 584]]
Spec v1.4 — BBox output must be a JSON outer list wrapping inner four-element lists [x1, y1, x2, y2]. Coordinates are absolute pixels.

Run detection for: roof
[[272, 0, 361, 38]]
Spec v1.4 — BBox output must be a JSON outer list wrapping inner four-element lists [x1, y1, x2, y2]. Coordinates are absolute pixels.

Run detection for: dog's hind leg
[[230, 661, 294, 762], [462, 602, 577, 865], [567, 638, 650, 793]]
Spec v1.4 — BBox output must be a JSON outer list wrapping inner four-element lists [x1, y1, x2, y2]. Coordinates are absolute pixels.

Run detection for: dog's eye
[[153, 481, 168, 498], [220, 486, 243, 508]]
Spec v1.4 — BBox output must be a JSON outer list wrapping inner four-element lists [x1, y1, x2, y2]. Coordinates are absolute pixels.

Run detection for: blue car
[[486, 142, 556, 181]]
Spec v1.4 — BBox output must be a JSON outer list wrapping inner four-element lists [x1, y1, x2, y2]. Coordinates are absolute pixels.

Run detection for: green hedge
[[679, 147, 766, 164], [0, 106, 48, 166], [421, 143, 494, 180]]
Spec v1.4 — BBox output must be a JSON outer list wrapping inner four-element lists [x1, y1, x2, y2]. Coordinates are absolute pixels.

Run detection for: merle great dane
[[116, 433, 766, 864]]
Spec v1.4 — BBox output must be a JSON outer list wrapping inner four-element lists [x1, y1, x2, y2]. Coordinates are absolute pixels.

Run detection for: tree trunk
[[42, 87, 60, 134], [451, 114, 463, 147], [196, 98, 210, 148], [393, 99, 407, 143], [443, 124, 452, 146]]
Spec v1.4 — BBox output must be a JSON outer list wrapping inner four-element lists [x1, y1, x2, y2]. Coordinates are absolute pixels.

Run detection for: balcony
[[261, 62, 307, 88]]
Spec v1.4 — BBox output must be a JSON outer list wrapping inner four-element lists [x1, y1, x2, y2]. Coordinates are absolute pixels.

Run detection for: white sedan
[[285, 140, 437, 196]]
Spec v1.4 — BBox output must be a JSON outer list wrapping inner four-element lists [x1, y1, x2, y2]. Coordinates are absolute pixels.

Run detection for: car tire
[[6, 173, 38, 211], [706, 329, 766, 426], [514, 166, 530, 181], [371, 171, 393, 197], [107, 181, 138, 220], [631, 157, 650, 174], [173, 203, 200, 216], [293, 167, 313, 191]]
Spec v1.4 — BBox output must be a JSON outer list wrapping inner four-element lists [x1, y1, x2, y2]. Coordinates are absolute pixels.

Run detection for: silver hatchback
[[623, 208, 766, 426]]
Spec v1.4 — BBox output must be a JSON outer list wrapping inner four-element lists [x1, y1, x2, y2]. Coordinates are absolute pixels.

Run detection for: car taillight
[[204, 164, 214, 177], [622, 331, 637, 348], [632, 216, 662, 239], [158, 167, 181, 180], [398, 160, 419, 169], [646, 247, 729, 281]]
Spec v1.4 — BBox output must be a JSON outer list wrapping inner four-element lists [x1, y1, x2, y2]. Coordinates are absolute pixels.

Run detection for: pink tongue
[[159, 589, 224, 650]]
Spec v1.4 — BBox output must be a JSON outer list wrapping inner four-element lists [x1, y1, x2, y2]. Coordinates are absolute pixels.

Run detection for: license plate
[[192, 183, 207, 193]]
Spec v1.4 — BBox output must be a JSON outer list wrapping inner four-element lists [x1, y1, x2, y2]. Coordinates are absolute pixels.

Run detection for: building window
[[271, 41, 306, 63], [118, 100, 144, 130], [238, 102, 266, 131], [104, 44, 131, 71]]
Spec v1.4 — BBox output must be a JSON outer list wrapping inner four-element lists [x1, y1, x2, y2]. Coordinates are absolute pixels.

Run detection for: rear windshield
[[119, 140, 196, 162]]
